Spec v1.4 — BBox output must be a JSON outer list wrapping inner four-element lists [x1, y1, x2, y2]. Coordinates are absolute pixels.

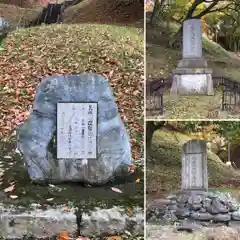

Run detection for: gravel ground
[[146, 224, 240, 240]]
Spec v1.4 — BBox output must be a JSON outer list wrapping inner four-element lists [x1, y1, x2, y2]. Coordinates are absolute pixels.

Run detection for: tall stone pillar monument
[[171, 19, 214, 95]]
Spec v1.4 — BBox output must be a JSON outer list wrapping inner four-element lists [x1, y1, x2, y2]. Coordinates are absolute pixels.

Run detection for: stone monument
[[17, 73, 132, 185], [181, 139, 208, 192], [171, 19, 214, 95]]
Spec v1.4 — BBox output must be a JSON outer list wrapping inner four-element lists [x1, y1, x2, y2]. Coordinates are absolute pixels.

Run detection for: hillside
[[63, 0, 143, 25], [146, 22, 240, 119], [147, 127, 240, 200], [0, 0, 144, 26]]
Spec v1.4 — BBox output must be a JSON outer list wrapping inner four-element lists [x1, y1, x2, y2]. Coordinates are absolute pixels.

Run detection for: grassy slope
[[147, 127, 240, 201], [146, 23, 240, 119], [0, 23, 144, 206], [63, 0, 144, 26]]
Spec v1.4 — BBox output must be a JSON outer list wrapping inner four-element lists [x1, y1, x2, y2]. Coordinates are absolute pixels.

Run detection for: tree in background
[[146, 121, 165, 155]]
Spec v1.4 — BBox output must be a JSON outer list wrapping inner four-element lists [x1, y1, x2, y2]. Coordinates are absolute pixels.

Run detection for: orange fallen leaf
[[106, 236, 121, 240], [4, 184, 15, 193], [136, 178, 140, 183], [111, 187, 123, 193], [59, 231, 68, 240]]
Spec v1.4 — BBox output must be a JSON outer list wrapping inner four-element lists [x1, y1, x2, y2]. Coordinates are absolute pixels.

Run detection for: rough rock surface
[[0, 204, 143, 238], [17, 73, 132, 184], [147, 191, 240, 229]]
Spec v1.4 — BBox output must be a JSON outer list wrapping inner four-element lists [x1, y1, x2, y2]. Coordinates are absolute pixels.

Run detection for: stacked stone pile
[[147, 191, 240, 226]]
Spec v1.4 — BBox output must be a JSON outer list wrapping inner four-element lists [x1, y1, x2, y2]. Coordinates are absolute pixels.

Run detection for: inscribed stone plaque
[[183, 19, 202, 58], [57, 102, 97, 159], [17, 73, 132, 184], [180, 74, 207, 93], [181, 140, 208, 191]]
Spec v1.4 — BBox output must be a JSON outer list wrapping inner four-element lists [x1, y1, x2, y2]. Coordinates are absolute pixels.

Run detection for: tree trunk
[[146, 121, 165, 155], [150, 0, 160, 26], [170, 0, 221, 49], [169, 24, 183, 49]]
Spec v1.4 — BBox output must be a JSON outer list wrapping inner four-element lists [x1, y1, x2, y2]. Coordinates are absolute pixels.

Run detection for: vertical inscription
[[57, 103, 97, 159], [190, 25, 195, 55], [191, 154, 197, 188]]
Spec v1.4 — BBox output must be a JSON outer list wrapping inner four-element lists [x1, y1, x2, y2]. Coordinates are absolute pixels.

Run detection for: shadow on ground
[[0, 137, 143, 210]]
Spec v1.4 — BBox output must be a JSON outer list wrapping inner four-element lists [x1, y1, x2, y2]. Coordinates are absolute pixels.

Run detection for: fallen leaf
[[106, 236, 121, 240], [46, 198, 54, 201], [59, 231, 68, 240], [136, 178, 140, 183], [111, 187, 123, 193], [61, 205, 71, 212], [4, 184, 15, 193], [125, 207, 133, 217], [9, 195, 18, 199]]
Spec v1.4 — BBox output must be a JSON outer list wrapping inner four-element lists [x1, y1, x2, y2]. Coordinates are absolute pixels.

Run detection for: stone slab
[[171, 72, 214, 95], [0, 205, 144, 238], [181, 140, 208, 191], [177, 58, 208, 69], [183, 19, 202, 58]]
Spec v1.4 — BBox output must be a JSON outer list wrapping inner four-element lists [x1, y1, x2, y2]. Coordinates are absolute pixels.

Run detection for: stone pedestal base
[[171, 68, 214, 95]]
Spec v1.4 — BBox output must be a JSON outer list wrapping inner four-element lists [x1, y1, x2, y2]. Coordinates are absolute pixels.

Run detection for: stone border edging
[[0, 205, 144, 238]]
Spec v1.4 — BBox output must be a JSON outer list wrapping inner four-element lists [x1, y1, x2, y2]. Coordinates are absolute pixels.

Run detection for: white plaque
[[181, 74, 207, 92], [57, 102, 97, 159]]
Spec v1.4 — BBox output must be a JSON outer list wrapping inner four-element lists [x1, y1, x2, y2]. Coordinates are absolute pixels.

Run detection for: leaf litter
[[0, 24, 144, 161]]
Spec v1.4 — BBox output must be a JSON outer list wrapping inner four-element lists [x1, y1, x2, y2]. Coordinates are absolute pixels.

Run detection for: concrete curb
[[0, 204, 144, 238]]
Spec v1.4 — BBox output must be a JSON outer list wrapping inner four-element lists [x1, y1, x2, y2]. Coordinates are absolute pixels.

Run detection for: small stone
[[203, 198, 212, 208], [177, 219, 202, 233], [188, 194, 204, 205], [227, 202, 239, 212], [214, 214, 231, 222], [199, 207, 207, 213], [191, 212, 213, 221], [151, 198, 172, 206], [175, 208, 190, 218], [212, 198, 229, 213], [177, 194, 190, 204], [189, 203, 202, 211], [177, 203, 186, 209], [207, 192, 218, 199], [166, 195, 177, 201], [231, 211, 240, 221], [162, 211, 178, 224]]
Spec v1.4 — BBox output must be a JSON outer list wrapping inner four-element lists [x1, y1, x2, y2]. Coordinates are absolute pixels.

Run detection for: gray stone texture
[[147, 191, 240, 227], [171, 19, 214, 95], [182, 19, 202, 58], [0, 205, 143, 238], [17, 73, 132, 184], [181, 140, 208, 191]]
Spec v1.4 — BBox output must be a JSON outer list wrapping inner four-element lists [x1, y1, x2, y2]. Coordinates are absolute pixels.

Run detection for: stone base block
[[171, 68, 214, 95], [177, 57, 208, 68]]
